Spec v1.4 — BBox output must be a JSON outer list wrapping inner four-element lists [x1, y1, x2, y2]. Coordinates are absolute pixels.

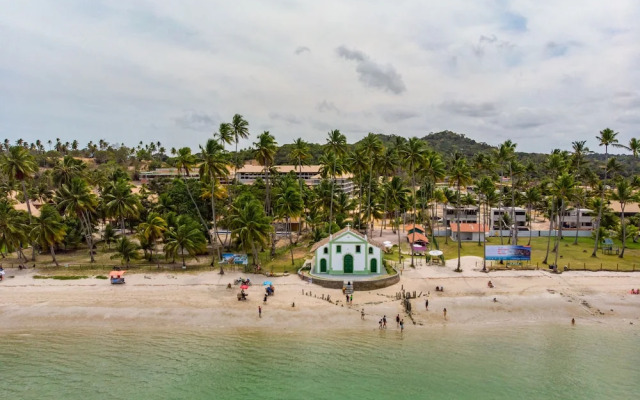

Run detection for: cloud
[[294, 46, 310, 55], [440, 101, 499, 118], [174, 111, 217, 131], [493, 108, 557, 130], [268, 112, 302, 125], [316, 100, 340, 113], [380, 110, 419, 123], [336, 45, 406, 94], [500, 11, 527, 32]]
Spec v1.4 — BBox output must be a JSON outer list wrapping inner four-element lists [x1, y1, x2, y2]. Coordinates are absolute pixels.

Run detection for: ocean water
[[1, 324, 638, 400]]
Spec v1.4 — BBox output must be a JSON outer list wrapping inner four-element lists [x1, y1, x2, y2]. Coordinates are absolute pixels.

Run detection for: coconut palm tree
[[164, 215, 206, 268], [324, 130, 347, 232], [387, 177, 409, 264], [111, 236, 140, 267], [377, 147, 399, 235], [30, 204, 66, 266], [52, 156, 86, 187], [231, 114, 250, 183], [137, 212, 167, 262], [421, 151, 446, 236], [629, 138, 640, 158], [552, 172, 576, 268], [253, 131, 277, 215], [102, 223, 118, 249], [289, 138, 311, 234], [610, 178, 638, 258], [399, 137, 426, 267], [523, 186, 541, 246], [592, 128, 627, 257], [104, 179, 141, 235], [229, 197, 272, 267], [449, 156, 472, 272], [275, 185, 304, 265], [215, 123, 234, 149], [360, 133, 383, 236], [0, 145, 38, 259], [56, 178, 98, 262], [0, 201, 30, 261]]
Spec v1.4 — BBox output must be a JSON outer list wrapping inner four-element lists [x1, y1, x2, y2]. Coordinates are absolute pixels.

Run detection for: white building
[[558, 208, 594, 229], [443, 205, 479, 227], [310, 226, 384, 276], [490, 207, 527, 230], [451, 223, 489, 242]]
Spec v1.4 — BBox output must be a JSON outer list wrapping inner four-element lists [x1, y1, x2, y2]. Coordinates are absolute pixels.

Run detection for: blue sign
[[485, 245, 531, 261]]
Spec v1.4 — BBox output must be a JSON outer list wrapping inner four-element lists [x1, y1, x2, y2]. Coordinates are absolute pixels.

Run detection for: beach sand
[[1, 257, 639, 332]]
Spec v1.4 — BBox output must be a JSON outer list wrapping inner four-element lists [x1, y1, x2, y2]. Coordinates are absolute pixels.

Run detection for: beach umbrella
[[428, 250, 443, 257], [240, 284, 249, 290], [263, 281, 272, 286]]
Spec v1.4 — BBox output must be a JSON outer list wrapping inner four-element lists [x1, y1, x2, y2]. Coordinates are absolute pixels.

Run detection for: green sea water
[[1, 324, 638, 399]]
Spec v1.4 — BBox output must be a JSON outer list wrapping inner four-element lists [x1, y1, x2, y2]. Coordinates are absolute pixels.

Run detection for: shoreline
[[1, 257, 639, 333]]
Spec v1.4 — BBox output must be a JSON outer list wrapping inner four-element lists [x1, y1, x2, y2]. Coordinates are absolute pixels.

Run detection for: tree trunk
[[542, 200, 555, 264], [329, 163, 335, 233], [120, 216, 126, 237], [620, 204, 626, 258], [181, 247, 186, 267], [21, 180, 36, 261], [183, 176, 216, 268], [573, 203, 581, 245], [380, 194, 387, 237], [50, 245, 59, 266], [456, 183, 462, 272], [80, 211, 95, 263], [396, 209, 402, 265], [298, 162, 304, 236], [528, 204, 533, 246], [288, 217, 295, 265], [410, 166, 417, 267], [553, 200, 564, 267], [592, 149, 609, 257], [210, 180, 222, 273]]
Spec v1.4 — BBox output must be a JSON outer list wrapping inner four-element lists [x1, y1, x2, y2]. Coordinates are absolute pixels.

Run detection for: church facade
[[311, 226, 384, 276]]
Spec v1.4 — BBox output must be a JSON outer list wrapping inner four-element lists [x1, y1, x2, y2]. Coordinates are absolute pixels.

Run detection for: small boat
[[109, 270, 126, 284]]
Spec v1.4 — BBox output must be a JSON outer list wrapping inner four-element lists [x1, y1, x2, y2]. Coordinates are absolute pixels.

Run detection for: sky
[[1, 0, 639, 154]]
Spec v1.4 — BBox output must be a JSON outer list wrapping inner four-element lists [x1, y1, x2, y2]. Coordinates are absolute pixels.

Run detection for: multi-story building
[[558, 208, 594, 229], [490, 207, 527, 230], [442, 205, 479, 227]]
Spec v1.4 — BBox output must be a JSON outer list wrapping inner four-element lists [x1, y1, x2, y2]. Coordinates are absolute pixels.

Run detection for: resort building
[[442, 205, 479, 227], [310, 226, 384, 276], [490, 207, 527, 230], [609, 201, 640, 218], [557, 208, 594, 229], [139, 168, 200, 183], [450, 223, 489, 242]]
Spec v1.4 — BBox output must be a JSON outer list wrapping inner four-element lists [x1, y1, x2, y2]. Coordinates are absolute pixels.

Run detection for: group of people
[[265, 285, 275, 296], [435, 286, 444, 292], [631, 289, 640, 295]]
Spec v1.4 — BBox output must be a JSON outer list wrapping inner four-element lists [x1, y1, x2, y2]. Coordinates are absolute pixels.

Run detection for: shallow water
[[1, 324, 638, 399]]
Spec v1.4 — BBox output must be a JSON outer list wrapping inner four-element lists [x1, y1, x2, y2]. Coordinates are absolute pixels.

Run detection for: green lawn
[[385, 235, 640, 272]]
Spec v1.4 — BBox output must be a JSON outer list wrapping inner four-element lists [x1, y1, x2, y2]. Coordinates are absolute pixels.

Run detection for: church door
[[370, 258, 377, 273], [320, 258, 327, 273], [343, 254, 354, 273]]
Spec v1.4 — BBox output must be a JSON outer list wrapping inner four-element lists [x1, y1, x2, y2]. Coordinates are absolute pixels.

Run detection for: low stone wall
[[297, 268, 400, 291]]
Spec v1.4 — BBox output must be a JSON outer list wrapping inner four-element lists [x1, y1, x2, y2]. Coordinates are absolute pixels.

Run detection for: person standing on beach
[[350, 294, 353, 303], [425, 299, 429, 310], [361, 309, 365, 320], [379, 319, 382, 329], [443, 308, 447, 320], [383, 315, 387, 328], [258, 306, 262, 318], [400, 319, 404, 332], [346, 294, 349, 303], [396, 314, 400, 327], [263, 294, 267, 304]]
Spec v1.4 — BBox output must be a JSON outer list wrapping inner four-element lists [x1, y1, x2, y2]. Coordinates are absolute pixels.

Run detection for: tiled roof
[[451, 223, 489, 233], [310, 227, 384, 252]]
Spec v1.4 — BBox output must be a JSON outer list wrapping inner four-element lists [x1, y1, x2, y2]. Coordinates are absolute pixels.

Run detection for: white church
[[310, 226, 385, 276]]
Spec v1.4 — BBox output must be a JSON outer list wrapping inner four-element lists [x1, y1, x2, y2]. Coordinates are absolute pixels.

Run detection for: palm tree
[[523, 186, 541, 246], [421, 151, 446, 236], [592, 128, 627, 257], [387, 177, 409, 265], [289, 138, 311, 234], [164, 216, 206, 268], [111, 236, 140, 267], [229, 197, 272, 267], [377, 147, 399, 236], [253, 131, 278, 215], [552, 173, 575, 268], [30, 204, 66, 266], [0, 146, 38, 259], [199, 139, 229, 268], [275, 185, 304, 265], [324, 130, 347, 232], [231, 114, 250, 183], [610, 178, 637, 258], [0, 201, 30, 261], [399, 137, 425, 267], [137, 212, 167, 262], [104, 179, 141, 235], [360, 133, 383, 236], [215, 122, 234, 150], [449, 157, 472, 272], [56, 178, 98, 262], [629, 138, 640, 158], [102, 223, 118, 249]]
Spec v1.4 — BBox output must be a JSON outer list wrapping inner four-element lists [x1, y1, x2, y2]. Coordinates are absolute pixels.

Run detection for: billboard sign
[[485, 245, 531, 261]]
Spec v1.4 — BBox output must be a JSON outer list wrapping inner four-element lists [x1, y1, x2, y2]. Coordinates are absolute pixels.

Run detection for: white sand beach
[[1, 257, 639, 332]]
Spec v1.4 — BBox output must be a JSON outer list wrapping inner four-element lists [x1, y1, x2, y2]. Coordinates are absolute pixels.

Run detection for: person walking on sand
[[400, 319, 404, 332], [346, 294, 349, 303], [383, 315, 387, 328], [443, 308, 447, 320], [258, 306, 262, 318], [350, 294, 353, 303], [379, 319, 382, 329], [425, 299, 429, 310], [361, 309, 365, 320], [263, 294, 267, 304], [396, 314, 400, 327]]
